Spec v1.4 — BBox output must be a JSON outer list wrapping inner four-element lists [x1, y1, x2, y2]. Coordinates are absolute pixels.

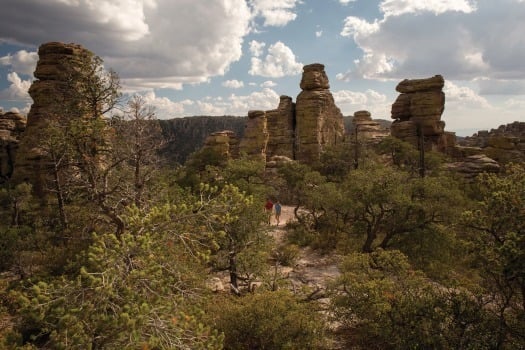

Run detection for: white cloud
[[249, 40, 266, 57], [249, 0, 300, 27], [333, 88, 389, 117], [0, 50, 38, 76], [315, 30, 323, 38], [339, 0, 356, 4], [379, 0, 477, 17], [444, 81, 490, 108], [228, 87, 280, 113], [249, 41, 303, 78], [477, 79, 525, 95], [339, 0, 525, 83], [261, 80, 277, 87], [139, 90, 190, 118], [340, 16, 380, 39], [0, 72, 31, 100], [138, 88, 280, 118], [0, 0, 252, 91], [222, 79, 244, 89]]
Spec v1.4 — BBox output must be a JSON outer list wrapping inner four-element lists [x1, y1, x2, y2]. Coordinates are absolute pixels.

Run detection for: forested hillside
[[1, 51, 524, 350]]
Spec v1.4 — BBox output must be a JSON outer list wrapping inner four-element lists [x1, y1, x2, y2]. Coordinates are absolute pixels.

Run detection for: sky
[[0, 0, 524, 136]]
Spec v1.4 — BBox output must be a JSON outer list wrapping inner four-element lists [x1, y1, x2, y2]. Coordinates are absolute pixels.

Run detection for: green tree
[[331, 249, 500, 349], [461, 163, 525, 348]]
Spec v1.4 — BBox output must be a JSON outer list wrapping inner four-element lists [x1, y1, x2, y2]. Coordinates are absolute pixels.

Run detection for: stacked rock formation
[[12, 42, 91, 194], [231, 63, 346, 165], [0, 111, 26, 183], [202, 130, 239, 159], [265, 95, 295, 160], [351, 110, 389, 142], [238, 110, 269, 161], [390, 75, 452, 152], [295, 64, 345, 162]]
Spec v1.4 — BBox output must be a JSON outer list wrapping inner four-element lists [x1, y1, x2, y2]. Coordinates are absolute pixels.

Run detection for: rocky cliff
[[0, 111, 26, 183], [158, 116, 246, 164], [455, 121, 525, 163]]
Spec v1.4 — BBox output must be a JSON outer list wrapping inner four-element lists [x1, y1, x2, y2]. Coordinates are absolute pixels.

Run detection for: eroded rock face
[[12, 42, 92, 194], [295, 64, 345, 162], [446, 154, 500, 180], [0, 111, 26, 183], [391, 75, 453, 152], [457, 122, 525, 163], [238, 110, 268, 161]]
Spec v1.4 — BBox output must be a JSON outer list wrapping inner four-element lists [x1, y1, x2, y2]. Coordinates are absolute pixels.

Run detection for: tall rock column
[[266, 95, 295, 161], [295, 63, 345, 162], [238, 110, 269, 161], [12, 42, 91, 195]]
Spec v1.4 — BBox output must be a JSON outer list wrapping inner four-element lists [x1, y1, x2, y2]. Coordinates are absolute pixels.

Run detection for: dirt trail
[[268, 205, 341, 293]]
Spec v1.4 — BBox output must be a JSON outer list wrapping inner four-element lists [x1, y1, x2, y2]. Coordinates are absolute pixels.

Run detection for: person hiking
[[264, 198, 273, 225], [274, 200, 282, 226]]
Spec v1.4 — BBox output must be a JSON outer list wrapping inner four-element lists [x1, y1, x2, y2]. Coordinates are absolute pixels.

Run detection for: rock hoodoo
[[390, 75, 453, 152], [0, 111, 26, 183], [230, 63, 345, 165], [12, 42, 92, 194], [295, 64, 345, 162], [351, 110, 389, 142]]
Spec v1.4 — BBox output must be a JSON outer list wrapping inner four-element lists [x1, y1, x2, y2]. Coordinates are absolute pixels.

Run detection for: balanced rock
[[295, 64, 345, 162], [0, 111, 26, 183], [391, 75, 452, 152], [238, 110, 268, 161]]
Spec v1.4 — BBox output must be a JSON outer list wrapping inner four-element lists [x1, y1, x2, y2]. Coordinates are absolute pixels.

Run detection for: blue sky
[[1, 0, 524, 136]]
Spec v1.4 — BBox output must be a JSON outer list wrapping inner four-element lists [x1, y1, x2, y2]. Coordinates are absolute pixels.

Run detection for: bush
[[210, 290, 327, 350]]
